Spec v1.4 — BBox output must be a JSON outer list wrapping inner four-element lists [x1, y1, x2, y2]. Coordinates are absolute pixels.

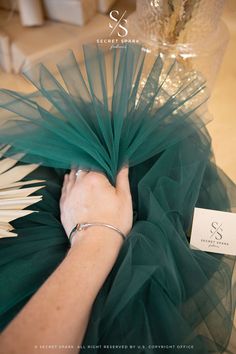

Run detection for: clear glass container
[[128, 0, 229, 91]]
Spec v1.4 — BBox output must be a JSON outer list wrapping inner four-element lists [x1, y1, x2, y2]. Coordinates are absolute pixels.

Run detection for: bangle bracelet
[[68, 222, 126, 245]]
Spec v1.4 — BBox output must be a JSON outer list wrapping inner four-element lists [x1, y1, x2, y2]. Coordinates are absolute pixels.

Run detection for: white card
[[190, 207, 236, 256]]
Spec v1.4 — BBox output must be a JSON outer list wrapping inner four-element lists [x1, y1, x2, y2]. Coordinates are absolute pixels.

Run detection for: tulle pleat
[[0, 44, 208, 184]]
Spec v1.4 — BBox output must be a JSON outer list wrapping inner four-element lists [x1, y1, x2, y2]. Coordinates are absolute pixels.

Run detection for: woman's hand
[[0, 167, 133, 354], [60, 167, 133, 241]]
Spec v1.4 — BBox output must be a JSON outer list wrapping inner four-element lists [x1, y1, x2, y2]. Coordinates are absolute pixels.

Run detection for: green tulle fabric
[[0, 44, 235, 353]]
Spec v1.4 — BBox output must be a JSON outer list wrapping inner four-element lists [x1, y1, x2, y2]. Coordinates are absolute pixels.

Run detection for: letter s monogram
[[210, 221, 223, 240], [109, 10, 128, 38]]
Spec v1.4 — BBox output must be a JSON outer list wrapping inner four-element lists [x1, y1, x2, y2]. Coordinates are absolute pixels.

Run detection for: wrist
[[69, 222, 126, 246], [65, 227, 124, 304], [68, 226, 124, 254]]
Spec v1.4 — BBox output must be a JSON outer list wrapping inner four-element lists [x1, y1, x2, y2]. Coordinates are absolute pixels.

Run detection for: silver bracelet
[[69, 222, 126, 245]]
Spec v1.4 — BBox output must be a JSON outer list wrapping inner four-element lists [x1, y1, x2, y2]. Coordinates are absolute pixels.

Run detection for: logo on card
[[109, 10, 128, 37], [204, 220, 226, 249], [210, 221, 223, 240], [189, 208, 236, 256]]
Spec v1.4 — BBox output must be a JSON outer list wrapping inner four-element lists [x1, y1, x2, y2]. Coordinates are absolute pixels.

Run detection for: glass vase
[[128, 0, 229, 91]]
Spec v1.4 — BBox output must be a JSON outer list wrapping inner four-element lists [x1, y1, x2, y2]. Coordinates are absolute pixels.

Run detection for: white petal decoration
[[0, 148, 44, 238]]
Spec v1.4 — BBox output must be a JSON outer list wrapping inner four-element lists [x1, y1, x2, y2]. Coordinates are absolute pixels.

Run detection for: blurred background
[[0, 0, 235, 184]]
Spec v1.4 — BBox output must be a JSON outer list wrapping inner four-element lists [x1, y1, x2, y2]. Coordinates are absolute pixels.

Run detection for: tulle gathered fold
[[0, 44, 235, 353], [0, 45, 208, 184]]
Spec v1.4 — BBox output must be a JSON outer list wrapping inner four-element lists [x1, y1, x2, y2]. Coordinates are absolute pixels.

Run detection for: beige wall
[[208, 0, 236, 182]]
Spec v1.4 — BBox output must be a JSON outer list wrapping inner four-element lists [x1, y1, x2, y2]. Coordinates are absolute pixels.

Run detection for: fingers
[[69, 170, 77, 183], [62, 170, 76, 194], [61, 173, 69, 191], [116, 167, 130, 195], [82, 170, 110, 188], [63, 168, 130, 196], [62, 168, 90, 193]]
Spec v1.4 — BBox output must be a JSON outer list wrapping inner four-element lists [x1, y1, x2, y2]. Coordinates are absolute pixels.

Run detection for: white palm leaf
[[0, 146, 44, 238]]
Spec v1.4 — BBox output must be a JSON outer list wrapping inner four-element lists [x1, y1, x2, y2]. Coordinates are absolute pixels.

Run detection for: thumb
[[116, 166, 130, 195]]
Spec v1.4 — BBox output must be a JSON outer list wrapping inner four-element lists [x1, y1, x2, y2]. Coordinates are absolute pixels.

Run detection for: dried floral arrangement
[[137, 0, 225, 44], [0, 146, 44, 238]]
